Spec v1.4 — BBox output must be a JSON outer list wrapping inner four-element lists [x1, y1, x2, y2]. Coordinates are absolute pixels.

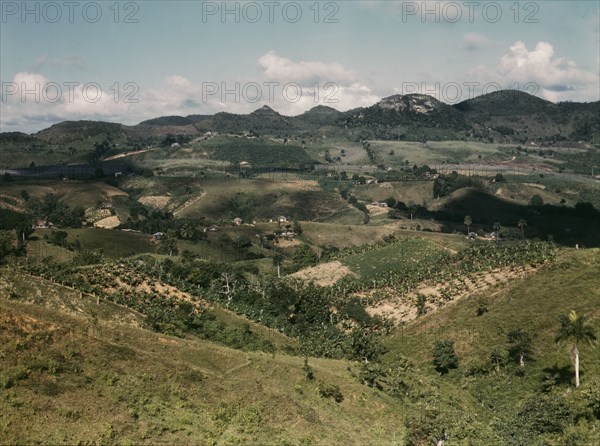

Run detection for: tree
[[432, 340, 458, 374], [159, 230, 179, 256], [517, 219, 527, 240], [0, 230, 17, 263], [489, 345, 509, 374], [272, 251, 283, 278], [555, 310, 597, 387], [292, 220, 303, 235], [293, 244, 318, 269], [493, 222, 501, 242], [507, 328, 533, 367], [464, 215, 472, 235], [530, 194, 544, 207]]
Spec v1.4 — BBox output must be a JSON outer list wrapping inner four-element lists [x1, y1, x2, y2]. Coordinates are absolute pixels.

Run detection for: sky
[[1, 0, 599, 132]]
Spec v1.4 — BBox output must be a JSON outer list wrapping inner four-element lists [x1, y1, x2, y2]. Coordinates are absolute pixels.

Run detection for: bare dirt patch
[[92, 182, 129, 197], [366, 204, 389, 216], [276, 238, 302, 248], [139, 195, 171, 208], [523, 183, 546, 190], [365, 265, 539, 324], [0, 312, 60, 334], [103, 148, 159, 161], [94, 216, 121, 229], [290, 261, 357, 287]]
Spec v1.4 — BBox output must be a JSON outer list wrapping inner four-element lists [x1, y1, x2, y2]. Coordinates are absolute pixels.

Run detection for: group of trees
[[433, 311, 595, 388], [27, 193, 85, 228]]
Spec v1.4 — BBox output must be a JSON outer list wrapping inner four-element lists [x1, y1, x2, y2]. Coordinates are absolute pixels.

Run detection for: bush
[[302, 358, 314, 381], [317, 382, 343, 403], [432, 340, 459, 374]]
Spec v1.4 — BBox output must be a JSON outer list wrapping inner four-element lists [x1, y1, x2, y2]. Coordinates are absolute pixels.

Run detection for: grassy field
[[2, 248, 598, 444], [383, 248, 600, 441], [369, 140, 511, 166], [0, 180, 121, 208], [0, 269, 407, 445], [340, 238, 449, 279], [353, 181, 435, 206], [300, 221, 467, 250], [35, 228, 156, 258], [173, 179, 349, 222]]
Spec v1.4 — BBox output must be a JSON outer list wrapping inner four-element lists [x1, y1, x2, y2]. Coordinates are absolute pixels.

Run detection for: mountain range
[[3, 90, 599, 145]]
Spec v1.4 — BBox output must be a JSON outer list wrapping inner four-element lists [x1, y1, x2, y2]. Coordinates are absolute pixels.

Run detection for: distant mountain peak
[[377, 94, 441, 114], [251, 105, 279, 115]]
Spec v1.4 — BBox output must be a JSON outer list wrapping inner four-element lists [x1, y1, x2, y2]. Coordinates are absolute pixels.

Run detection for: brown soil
[[290, 261, 357, 287], [365, 265, 539, 324]]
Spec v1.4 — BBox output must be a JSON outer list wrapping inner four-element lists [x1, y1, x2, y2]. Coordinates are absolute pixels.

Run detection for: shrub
[[317, 382, 343, 403], [302, 358, 314, 381], [432, 340, 459, 374]]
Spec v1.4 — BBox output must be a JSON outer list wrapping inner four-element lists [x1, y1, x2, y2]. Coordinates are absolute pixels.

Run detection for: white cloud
[[2, 53, 383, 132], [1, 72, 140, 132], [257, 51, 357, 84], [467, 41, 598, 102]]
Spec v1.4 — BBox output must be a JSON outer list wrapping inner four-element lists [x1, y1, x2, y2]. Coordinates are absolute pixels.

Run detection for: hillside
[[3, 91, 598, 146], [0, 268, 404, 445], [1, 247, 598, 445], [337, 94, 476, 141], [455, 90, 600, 143]]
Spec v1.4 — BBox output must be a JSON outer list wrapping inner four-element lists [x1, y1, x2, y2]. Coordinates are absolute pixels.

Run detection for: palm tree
[[517, 219, 527, 240], [555, 310, 597, 387], [464, 215, 472, 235], [272, 252, 283, 278]]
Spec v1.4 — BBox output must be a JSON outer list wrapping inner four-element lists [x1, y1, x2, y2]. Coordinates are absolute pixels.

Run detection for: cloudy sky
[[1, 0, 598, 132]]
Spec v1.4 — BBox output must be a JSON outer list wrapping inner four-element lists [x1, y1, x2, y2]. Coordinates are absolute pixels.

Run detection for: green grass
[[1, 247, 598, 444], [26, 238, 74, 263], [381, 248, 600, 436], [173, 179, 349, 222], [389, 248, 600, 365], [341, 238, 448, 279], [0, 269, 407, 445], [299, 220, 466, 251], [369, 140, 510, 166], [35, 228, 156, 258]]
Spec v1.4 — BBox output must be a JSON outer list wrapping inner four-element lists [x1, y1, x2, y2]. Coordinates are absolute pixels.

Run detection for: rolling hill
[[3, 91, 598, 147]]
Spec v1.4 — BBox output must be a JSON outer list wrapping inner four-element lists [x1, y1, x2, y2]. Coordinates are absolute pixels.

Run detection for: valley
[[1, 91, 599, 445]]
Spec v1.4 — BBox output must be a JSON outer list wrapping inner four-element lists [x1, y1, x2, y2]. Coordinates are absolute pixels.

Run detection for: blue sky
[[1, 0, 598, 132]]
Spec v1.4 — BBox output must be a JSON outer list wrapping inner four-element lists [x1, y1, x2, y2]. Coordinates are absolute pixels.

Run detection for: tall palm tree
[[517, 219, 527, 240], [493, 222, 502, 243], [464, 215, 472, 235], [272, 252, 283, 278], [555, 310, 597, 387]]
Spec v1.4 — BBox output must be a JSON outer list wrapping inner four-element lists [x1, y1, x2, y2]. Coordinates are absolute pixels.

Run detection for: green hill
[[1, 247, 598, 445]]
